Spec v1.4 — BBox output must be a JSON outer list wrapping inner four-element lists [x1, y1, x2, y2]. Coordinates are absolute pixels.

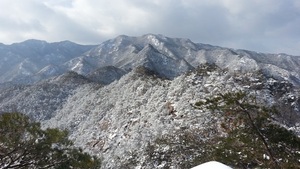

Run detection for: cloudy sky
[[0, 0, 300, 55]]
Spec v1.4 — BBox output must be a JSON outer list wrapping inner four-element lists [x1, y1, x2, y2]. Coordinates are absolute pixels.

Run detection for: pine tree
[[0, 112, 100, 169], [195, 92, 300, 168]]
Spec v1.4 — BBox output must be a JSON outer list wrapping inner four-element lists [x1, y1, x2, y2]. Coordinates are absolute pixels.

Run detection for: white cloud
[[0, 0, 299, 55]]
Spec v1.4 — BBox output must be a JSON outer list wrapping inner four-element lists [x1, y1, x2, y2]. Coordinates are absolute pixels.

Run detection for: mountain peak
[[18, 39, 48, 45], [143, 33, 166, 39]]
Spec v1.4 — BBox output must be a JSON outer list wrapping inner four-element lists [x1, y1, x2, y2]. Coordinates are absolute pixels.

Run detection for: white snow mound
[[191, 161, 232, 169]]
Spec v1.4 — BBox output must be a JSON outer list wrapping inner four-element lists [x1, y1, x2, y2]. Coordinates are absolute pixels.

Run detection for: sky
[[0, 0, 300, 55]]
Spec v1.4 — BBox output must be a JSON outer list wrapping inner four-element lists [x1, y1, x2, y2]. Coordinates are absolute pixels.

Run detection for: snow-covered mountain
[[1, 34, 300, 85], [79, 34, 300, 85], [0, 40, 96, 84], [0, 34, 300, 168]]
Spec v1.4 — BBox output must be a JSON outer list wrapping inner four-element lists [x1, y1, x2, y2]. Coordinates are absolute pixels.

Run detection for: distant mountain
[[0, 40, 96, 84], [1, 34, 300, 86], [80, 34, 300, 85], [87, 66, 126, 85], [1, 34, 300, 168]]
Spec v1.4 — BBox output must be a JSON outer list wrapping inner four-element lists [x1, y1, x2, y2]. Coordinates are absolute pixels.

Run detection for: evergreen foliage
[[195, 63, 219, 76], [0, 112, 100, 169], [194, 91, 300, 168]]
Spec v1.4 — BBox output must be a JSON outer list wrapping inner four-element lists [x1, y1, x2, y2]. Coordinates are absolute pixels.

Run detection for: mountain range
[[0, 34, 299, 168], [1, 34, 300, 86]]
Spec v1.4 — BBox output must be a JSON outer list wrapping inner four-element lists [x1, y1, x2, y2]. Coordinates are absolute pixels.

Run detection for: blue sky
[[1, 0, 300, 55]]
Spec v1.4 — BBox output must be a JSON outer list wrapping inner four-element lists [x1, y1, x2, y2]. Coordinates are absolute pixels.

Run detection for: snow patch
[[190, 161, 232, 169]]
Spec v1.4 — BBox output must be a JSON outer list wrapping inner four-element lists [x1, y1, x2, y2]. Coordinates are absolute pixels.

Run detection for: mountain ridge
[[1, 34, 300, 86], [0, 40, 96, 84], [1, 34, 300, 168]]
